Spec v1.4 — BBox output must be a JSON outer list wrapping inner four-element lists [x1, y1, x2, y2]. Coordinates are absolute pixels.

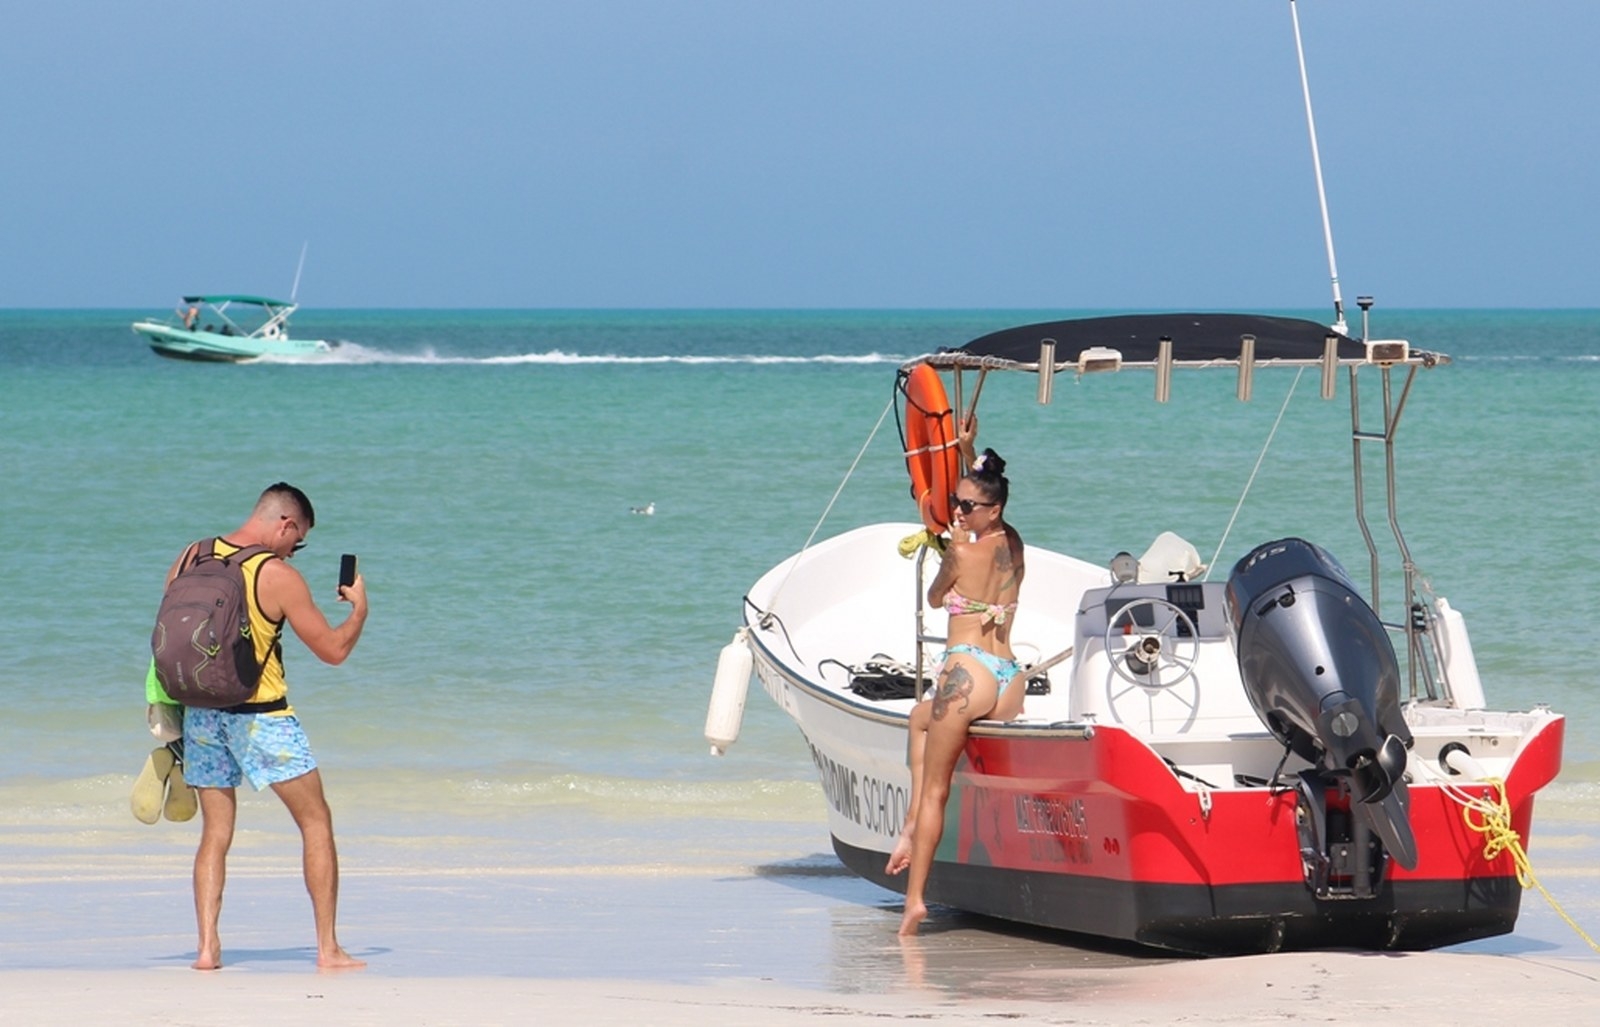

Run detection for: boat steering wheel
[[1103, 598, 1202, 732], [1103, 598, 1200, 690]]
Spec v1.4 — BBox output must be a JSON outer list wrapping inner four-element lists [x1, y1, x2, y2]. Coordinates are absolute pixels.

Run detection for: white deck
[[747, 521, 1547, 791]]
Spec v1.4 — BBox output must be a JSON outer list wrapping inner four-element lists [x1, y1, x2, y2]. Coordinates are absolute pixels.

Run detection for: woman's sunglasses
[[950, 494, 998, 515]]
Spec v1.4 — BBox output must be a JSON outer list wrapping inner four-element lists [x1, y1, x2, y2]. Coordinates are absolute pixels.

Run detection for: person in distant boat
[[181, 305, 199, 330], [886, 443, 1027, 937], [166, 483, 369, 971]]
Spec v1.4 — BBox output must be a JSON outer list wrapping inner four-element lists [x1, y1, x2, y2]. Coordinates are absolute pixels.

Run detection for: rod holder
[[1321, 334, 1340, 399], [1236, 335, 1256, 401], [1037, 339, 1057, 405], [1155, 337, 1173, 403]]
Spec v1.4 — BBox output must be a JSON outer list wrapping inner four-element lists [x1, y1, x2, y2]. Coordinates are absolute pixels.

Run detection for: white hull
[[133, 322, 329, 362]]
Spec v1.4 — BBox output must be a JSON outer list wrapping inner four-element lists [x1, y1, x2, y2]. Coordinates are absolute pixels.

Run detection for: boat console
[[1069, 579, 1266, 736]]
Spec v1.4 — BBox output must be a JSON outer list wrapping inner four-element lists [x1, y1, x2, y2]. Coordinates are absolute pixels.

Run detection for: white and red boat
[[705, 5, 1564, 953], [709, 309, 1563, 955]]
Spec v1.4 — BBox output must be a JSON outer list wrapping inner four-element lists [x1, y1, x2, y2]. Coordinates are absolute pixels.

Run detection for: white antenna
[[1290, 0, 1347, 335], [291, 241, 308, 302]]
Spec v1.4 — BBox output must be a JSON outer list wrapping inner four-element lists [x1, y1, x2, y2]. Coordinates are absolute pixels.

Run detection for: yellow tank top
[[209, 538, 292, 714]]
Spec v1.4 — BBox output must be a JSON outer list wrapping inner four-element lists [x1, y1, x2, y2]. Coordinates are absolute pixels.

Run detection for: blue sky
[[4, 2, 1595, 309]]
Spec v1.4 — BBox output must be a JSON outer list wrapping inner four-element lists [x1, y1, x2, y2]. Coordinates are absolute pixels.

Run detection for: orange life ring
[[902, 363, 960, 535]]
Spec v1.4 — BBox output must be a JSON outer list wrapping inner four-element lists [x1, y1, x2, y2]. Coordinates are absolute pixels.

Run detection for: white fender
[[705, 629, 753, 756]]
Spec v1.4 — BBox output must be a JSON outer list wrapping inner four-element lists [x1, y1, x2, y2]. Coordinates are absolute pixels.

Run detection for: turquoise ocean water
[[2, 308, 1597, 927]]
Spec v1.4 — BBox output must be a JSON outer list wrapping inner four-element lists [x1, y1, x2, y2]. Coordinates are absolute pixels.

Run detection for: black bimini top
[[919, 313, 1446, 372]]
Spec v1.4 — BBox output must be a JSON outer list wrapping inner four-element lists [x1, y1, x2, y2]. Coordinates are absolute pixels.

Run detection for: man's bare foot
[[317, 947, 368, 971], [897, 900, 927, 936], [191, 949, 222, 971], [885, 832, 913, 875]]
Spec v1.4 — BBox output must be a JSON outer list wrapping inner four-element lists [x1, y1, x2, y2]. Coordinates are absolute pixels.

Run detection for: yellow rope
[[1454, 777, 1600, 954], [897, 529, 947, 559]]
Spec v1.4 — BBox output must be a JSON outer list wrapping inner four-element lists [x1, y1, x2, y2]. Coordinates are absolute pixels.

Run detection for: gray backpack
[[150, 539, 276, 708]]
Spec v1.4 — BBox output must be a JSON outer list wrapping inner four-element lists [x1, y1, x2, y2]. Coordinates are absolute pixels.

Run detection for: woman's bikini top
[[943, 588, 1017, 625]]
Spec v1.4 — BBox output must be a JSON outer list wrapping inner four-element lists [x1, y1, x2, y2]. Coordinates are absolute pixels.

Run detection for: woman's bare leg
[[886, 700, 932, 874], [898, 658, 993, 936]]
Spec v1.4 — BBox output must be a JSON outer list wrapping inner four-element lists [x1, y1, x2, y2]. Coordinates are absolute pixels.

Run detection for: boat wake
[[257, 343, 906, 366], [1465, 353, 1600, 364]]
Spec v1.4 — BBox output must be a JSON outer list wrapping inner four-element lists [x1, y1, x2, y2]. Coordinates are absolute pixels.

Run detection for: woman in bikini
[[886, 446, 1026, 936]]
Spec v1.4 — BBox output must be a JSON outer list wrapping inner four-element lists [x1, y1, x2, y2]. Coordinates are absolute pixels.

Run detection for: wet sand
[[2, 840, 1599, 1024], [3, 795, 1599, 1024]]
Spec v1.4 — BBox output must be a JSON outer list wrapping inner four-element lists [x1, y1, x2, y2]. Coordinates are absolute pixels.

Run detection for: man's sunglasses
[[281, 516, 307, 556]]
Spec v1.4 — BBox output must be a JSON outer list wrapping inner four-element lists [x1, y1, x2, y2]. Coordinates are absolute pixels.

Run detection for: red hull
[[842, 719, 1564, 954]]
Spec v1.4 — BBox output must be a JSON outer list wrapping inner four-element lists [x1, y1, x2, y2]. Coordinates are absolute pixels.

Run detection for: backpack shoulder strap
[[178, 537, 215, 573], [206, 538, 276, 566], [230, 545, 283, 639], [231, 544, 279, 568]]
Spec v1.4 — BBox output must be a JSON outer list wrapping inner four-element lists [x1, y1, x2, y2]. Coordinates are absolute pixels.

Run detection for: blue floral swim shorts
[[182, 707, 318, 791]]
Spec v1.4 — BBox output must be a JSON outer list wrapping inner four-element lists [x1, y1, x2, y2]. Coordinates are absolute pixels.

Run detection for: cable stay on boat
[[1290, 0, 1347, 335], [1202, 367, 1306, 581], [291, 241, 309, 303], [753, 391, 900, 627]]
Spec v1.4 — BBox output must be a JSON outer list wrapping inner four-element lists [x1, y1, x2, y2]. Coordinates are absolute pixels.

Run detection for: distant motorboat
[[132, 295, 330, 362]]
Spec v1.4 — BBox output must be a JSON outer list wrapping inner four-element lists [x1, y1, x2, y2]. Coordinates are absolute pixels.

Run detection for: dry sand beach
[[2, 940, 1597, 1026]]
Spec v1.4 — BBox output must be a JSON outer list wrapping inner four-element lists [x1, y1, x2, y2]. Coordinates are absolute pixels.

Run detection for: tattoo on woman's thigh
[[932, 664, 974, 720]]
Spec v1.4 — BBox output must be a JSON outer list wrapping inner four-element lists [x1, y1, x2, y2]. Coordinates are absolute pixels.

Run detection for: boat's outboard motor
[[1226, 538, 1417, 873]]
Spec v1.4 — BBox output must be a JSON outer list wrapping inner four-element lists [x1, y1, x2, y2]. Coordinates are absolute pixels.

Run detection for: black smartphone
[[339, 554, 358, 589]]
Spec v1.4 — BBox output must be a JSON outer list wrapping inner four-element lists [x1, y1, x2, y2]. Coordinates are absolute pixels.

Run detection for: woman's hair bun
[[972, 447, 1006, 478]]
